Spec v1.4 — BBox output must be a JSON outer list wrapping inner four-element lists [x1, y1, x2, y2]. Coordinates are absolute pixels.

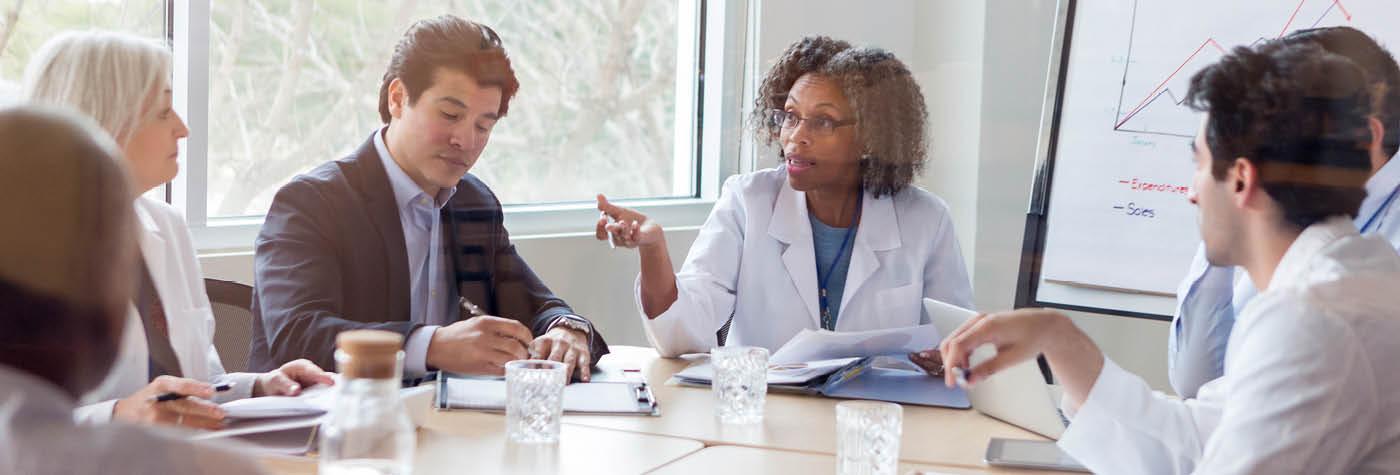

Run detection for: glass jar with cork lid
[[318, 330, 415, 475]]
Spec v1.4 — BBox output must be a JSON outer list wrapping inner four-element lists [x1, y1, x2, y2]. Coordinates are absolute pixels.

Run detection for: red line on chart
[[1113, 38, 1225, 130], [1335, 0, 1352, 21], [1114, 0, 1356, 133]]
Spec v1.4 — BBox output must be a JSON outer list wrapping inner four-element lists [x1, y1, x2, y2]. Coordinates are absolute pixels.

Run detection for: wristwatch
[[549, 314, 593, 344]]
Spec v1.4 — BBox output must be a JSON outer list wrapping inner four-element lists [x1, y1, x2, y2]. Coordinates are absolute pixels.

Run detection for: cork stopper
[[336, 330, 403, 379]]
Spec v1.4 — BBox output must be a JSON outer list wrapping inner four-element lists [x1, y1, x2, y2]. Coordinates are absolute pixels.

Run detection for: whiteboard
[[1018, 0, 1400, 319]]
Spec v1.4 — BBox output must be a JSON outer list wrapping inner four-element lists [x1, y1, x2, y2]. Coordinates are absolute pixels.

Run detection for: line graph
[[1111, 0, 1353, 138]]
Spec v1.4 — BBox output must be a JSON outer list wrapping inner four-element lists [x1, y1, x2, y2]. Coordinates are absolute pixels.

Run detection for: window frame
[[169, 0, 755, 252]]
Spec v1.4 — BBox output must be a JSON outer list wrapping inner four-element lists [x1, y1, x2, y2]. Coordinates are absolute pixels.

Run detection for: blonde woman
[[24, 31, 332, 429]]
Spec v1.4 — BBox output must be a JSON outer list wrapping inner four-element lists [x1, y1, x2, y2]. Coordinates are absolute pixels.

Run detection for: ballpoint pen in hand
[[601, 211, 616, 249], [458, 296, 486, 318], [462, 296, 538, 359], [151, 382, 234, 402]]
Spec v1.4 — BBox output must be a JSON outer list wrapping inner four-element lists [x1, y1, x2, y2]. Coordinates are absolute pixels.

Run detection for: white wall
[[202, 0, 1171, 390]]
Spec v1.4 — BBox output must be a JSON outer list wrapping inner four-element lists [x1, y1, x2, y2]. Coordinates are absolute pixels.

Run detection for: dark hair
[[1185, 41, 1374, 229], [751, 36, 929, 198], [0, 278, 120, 394], [1284, 27, 1400, 158], [378, 15, 519, 123]]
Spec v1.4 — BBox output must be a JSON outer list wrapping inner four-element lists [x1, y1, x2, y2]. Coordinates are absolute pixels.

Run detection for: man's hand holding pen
[[426, 297, 592, 381]]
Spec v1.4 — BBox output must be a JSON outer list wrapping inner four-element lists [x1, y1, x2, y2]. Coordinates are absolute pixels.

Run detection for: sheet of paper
[[225, 424, 318, 456], [769, 324, 941, 365], [672, 357, 861, 386], [193, 413, 325, 440], [219, 385, 334, 419], [922, 298, 976, 337], [442, 379, 645, 414]]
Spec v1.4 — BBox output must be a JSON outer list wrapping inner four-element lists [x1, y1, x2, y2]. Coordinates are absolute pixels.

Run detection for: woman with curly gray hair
[[595, 36, 971, 357]]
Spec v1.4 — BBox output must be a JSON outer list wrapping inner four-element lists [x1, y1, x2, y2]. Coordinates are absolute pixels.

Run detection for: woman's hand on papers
[[255, 359, 335, 397], [908, 350, 945, 377], [113, 376, 226, 430]]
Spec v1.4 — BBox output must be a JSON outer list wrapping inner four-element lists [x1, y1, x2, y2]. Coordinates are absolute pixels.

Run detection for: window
[[0, 1, 167, 100], [0, 1, 168, 201], [199, 1, 701, 220], [1, 1, 750, 249]]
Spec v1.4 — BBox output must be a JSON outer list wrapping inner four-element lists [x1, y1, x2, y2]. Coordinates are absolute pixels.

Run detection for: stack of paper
[[672, 357, 862, 387]]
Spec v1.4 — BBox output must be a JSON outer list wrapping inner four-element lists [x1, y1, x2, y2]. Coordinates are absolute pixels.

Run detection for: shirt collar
[[373, 127, 457, 211], [1356, 155, 1400, 227], [131, 196, 161, 233], [1268, 216, 1358, 292]]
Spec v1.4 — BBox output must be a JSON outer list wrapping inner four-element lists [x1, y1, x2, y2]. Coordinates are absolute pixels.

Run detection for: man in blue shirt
[[1170, 26, 1400, 397]]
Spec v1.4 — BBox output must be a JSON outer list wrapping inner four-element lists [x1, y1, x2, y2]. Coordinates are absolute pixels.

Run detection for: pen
[[601, 211, 616, 249], [152, 382, 234, 402], [458, 296, 486, 317], [462, 296, 533, 356]]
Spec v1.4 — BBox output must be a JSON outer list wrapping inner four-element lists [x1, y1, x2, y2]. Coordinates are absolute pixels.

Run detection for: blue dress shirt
[[374, 128, 457, 376]]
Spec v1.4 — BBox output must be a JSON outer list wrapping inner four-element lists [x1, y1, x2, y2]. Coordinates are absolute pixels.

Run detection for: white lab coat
[[74, 197, 257, 423], [639, 167, 973, 357], [1058, 217, 1400, 474]]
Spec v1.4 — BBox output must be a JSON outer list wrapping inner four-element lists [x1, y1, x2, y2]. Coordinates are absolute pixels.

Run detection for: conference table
[[259, 346, 1062, 474]]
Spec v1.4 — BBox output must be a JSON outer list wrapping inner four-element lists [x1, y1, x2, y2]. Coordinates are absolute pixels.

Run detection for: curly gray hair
[[751, 36, 929, 197]]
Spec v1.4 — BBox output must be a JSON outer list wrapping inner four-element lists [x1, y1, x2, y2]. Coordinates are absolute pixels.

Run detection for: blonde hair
[[22, 30, 171, 145]]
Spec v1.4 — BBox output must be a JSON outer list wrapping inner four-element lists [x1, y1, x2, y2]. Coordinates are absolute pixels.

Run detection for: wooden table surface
[[562, 346, 1053, 471], [261, 346, 1070, 474]]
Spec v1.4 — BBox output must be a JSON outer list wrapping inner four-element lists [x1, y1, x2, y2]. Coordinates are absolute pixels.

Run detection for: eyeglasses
[[770, 109, 856, 137]]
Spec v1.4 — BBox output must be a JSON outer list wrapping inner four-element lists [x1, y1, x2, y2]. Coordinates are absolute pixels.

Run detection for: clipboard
[[435, 371, 660, 416], [670, 354, 970, 409]]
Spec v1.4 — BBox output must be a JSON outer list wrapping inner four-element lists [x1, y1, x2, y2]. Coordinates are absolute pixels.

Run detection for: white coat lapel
[[839, 192, 901, 319], [133, 201, 203, 379], [769, 183, 822, 328]]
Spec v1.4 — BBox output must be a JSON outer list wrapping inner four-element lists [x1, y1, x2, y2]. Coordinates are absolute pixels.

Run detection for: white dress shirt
[[1169, 156, 1400, 397], [75, 197, 259, 423], [1, 365, 265, 474], [1060, 217, 1400, 474], [639, 167, 973, 356]]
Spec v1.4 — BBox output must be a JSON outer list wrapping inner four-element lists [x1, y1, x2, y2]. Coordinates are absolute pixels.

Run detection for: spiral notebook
[[435, 371, 660, 416]]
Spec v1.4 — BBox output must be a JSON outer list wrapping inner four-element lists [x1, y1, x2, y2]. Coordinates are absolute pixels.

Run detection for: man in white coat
[[940, 41, 1400, 473], [1170, 26, 1400, 399]]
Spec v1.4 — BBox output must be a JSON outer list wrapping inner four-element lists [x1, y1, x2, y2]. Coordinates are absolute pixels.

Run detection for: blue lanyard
[[1359, 185, 1400, 234], [818, 192, 863, 331]]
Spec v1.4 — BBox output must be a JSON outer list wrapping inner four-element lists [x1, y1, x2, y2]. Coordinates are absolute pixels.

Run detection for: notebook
[[435, 371, 660, 416]]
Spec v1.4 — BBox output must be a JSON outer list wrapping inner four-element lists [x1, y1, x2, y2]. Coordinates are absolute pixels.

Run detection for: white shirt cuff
[[1057, 358, 1138, 470], [405, 325, 440, 376], [74, 399, 118, 424], [213, 372, 259, 402]]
